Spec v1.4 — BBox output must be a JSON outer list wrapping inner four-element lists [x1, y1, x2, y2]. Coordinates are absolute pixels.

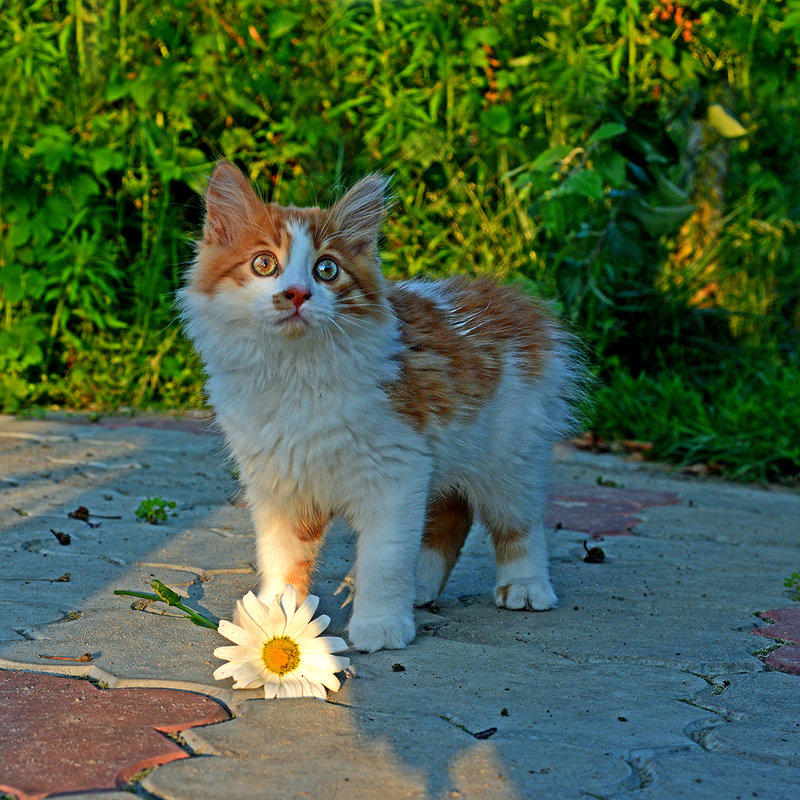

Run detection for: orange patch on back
[[387, 286, 502, 429], [440, 277, 554, 382], [387, 278, 556, 429]]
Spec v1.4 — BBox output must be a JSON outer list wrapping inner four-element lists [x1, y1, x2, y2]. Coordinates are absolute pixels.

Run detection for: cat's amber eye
[[313, 257, 340, 282], [251, 252, 280, 277]]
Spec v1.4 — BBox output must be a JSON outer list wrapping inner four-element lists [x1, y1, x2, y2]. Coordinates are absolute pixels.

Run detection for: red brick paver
[[0, 670, 230, 800], [752, 608, 800, 676], [547, 484, 681, 536]]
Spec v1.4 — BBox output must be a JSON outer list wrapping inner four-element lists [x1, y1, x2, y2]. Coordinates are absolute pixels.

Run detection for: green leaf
[[68, 174, 100, 205], [92, 148, 124, 175], [129, 78, 154, 108], [539, 197, 566, 237], [589, 123, 627, 144], [151, 579, 182, 606], [627, 197, 694, 236], [529, 145, 573, 172], [24, 271, 46, 300], [562, 170, 604, 200], [594, 152, 627, 188], [479, 105, 513, 136], [0, 264, 25, 303], [464, 27, 499, 48], [267, 9, 302, 38], [8, 221, 31, 248]]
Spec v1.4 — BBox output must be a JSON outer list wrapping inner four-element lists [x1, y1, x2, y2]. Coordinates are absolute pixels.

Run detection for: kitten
[[179, 162, 580, 653]]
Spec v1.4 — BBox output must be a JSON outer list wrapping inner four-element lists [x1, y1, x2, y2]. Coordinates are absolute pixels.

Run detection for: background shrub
[[1, 0, 798, 481]]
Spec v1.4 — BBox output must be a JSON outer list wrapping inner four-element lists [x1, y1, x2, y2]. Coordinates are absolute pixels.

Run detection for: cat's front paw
[[348, 613, 415, 652], [494, 579, 557, 611]]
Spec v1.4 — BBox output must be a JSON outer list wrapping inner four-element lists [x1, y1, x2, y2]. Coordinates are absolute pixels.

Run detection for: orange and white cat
[[180, 162, 579, 652]]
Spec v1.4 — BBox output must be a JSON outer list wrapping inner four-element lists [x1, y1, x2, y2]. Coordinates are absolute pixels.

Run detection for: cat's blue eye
[[313, 257, 340, 282], [251, 252, 279, 277]]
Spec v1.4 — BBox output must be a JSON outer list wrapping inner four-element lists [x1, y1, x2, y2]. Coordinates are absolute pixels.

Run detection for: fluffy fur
[[179, 162, 580, 652]]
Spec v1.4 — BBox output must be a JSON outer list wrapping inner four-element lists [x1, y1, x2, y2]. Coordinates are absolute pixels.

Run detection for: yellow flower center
[[262, 636, 301, 675]]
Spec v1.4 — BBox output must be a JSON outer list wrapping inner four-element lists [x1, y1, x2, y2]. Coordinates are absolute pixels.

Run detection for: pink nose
[[284, 286, 311, 310]]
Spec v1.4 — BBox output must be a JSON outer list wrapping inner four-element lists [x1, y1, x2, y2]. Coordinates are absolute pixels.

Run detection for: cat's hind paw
[[494, 580, 557, 611], [348, 613, 415, 653], [414, 547, 447, 607]]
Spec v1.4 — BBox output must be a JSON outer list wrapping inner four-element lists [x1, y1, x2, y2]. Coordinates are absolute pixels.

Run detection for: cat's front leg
[[347, 473, 430, 653], [251, 500, 328, 605]]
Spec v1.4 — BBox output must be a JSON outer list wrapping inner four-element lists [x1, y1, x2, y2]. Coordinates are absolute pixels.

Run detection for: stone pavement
[[0, 412, 799, 799]]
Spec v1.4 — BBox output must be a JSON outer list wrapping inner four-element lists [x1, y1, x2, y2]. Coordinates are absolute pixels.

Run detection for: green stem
[[113, 589, 219, 629]]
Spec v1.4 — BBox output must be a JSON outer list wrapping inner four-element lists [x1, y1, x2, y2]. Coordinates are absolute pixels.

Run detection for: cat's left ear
[[329, 174, 390, 249]]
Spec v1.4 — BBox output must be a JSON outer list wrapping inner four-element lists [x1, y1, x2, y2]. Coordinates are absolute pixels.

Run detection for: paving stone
[[0, 669, 229, 800], [145, 698, 632, 800], [751, 608, 800, 676], [341, 638, 712, 754], [2, 414, 800, 800], [683, 672, 800, 767], [606, 749, 800, 799], [753, 607, 800, 644], [546, 483, 681, 536], [766, 644, 800, 675]]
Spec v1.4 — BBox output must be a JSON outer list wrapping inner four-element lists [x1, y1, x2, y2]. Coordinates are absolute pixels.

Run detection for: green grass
[[0, 0, 799, 482], [589, 360, 800, 483]]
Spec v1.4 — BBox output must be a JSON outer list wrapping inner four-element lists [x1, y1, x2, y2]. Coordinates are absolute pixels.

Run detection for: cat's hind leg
[[414, 490, 473, 606], [489, 519, 557, 611]]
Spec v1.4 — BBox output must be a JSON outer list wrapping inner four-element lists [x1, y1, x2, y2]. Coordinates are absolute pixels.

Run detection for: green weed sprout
[[784, 572, 800, 601], [114, 579, 218, 629], [135, 497, 177, 524]]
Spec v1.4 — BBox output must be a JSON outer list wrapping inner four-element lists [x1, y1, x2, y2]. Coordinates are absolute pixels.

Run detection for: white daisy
[[212, 586, 350, 699]]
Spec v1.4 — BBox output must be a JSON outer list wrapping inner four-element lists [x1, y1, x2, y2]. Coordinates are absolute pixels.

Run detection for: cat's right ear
[[203, 162, 263, 246]]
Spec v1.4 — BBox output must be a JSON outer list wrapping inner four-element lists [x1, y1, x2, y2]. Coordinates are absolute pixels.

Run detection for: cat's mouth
[[279, 311, 310, 339]]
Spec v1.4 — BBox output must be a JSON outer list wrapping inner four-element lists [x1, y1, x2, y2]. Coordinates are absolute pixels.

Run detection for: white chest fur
[[183, 287, 428, 515]]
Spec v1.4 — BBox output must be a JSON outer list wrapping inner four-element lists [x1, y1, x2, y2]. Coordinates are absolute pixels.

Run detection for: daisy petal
[[304, 678, 328, 700], [240, 591, 277, 639], [319, 635, 349, 653], [303, 635, 348, 654], [284, 594, 320, 638], [229, 661, 267, 689], [213, 660, 245, 681], [267, 592, 288, 635], [217, 619, 262, 649], [299, 664, 341, 692], [299, 615, 331, 640], [280, 584, 297, 620], [213, 645, 262, 663], [301, 651, 350, 673], [264, 681, 279, 699], [316, 671, 341, 692], [277, 675, 303, 698], [296, 675, 312, 697]]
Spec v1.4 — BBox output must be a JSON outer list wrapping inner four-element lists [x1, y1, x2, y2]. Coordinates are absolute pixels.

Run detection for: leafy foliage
[[135, 497, 177, 525], [1, 0, 799, 480]]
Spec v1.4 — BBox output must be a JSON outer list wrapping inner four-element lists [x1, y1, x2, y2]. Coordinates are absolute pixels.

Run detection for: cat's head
[[189, 162, 390, 339]]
